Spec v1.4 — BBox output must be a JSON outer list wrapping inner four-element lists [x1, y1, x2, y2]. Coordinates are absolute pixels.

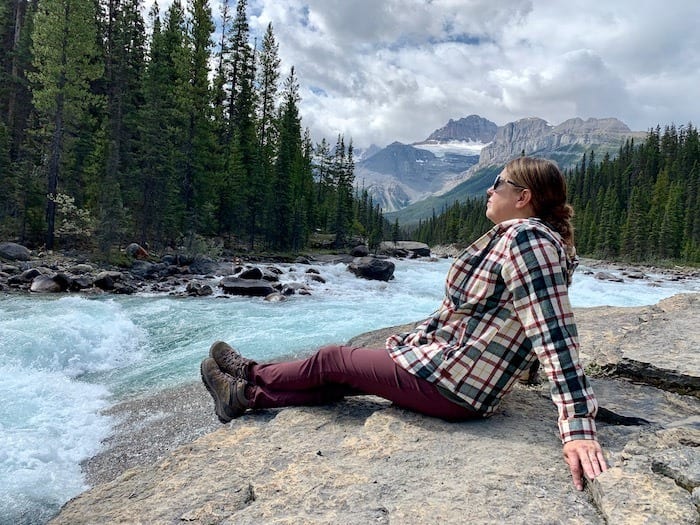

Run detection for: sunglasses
[[492, 174, 527, 191]]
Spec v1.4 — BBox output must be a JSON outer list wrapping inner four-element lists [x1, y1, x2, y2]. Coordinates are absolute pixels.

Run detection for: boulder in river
[[219, 276, 276, 297], [347, 257, 395, 281], [30, 274, 70, 293]]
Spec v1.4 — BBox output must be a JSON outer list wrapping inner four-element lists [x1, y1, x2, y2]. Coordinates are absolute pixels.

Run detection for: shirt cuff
[[559, 416, 597, 443]]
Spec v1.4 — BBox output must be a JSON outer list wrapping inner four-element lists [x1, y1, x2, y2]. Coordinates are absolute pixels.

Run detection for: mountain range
[[355, 114, 647, 224]]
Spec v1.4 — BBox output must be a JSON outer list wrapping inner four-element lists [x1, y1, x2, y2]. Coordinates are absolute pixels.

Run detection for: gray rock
[[265, 265, 283, 276], [280, 282, 310, 295], [219, 277, 276, 297], [305, 273, 326, 284], [594, 271, 624, 282], [0, 241, 31, 261], [264, 292, 287, 302], [0, 263, 19, 274], [69, 275, 93, 290], [651, 446, 700, 492], [477, 117, 643, 171], [575, 294, 699, 396], [379, 241, 431, 258], [590, 466, 698, 524], [186, 281, 214, 297], [348, 257, 395, 281], [351, 244, 369, 257], [238, 267, 264, 280], [68, 263, 94, 274], [30, 274, 69, 293], [20, 268, 42, 281], [49, 296, 700, 524], [112, 282, 136, 295], [125, 243, 148, 259], [130, 260, 160, 278], [94, 271, 122, 291]]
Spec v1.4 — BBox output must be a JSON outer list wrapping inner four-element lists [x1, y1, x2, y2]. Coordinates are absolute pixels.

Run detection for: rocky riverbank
[[3, 240, 700, 300], [0, 241, 439, 298], [50, 294, 699, 524]]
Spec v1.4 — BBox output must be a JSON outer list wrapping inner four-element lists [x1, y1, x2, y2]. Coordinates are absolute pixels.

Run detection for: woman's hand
[[563, 439, 608, 490]]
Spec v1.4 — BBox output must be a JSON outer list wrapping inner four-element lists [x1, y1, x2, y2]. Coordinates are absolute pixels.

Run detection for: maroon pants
[[247, 345, 479, 421]]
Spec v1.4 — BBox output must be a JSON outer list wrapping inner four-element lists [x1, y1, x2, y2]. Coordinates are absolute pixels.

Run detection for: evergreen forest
[[411, 124, 700, 265], [2, 1, 699, 266], [0, 0, 386, 256]]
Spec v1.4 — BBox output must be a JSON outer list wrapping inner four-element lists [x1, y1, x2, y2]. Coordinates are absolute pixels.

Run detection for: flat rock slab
[[53, 379, 700, 524], [51, 296, 700, 524], [575, 294, 699, 396], [52, 392, 602, 524], [590, 466, 697, 524]]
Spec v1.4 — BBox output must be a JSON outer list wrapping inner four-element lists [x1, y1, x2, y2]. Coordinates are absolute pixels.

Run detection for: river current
[[1, 257, 698, 524]]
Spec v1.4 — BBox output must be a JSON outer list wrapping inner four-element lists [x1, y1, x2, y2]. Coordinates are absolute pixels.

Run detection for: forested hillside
[[410, 124, 700, 265], [0, 0, 386, 255], [3, 1, 698, 265]]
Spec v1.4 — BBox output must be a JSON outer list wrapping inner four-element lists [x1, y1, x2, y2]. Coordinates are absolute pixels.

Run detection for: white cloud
[[150, 0, 700, 147]]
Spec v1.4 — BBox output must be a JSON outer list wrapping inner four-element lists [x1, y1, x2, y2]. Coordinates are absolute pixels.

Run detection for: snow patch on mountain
[[413, 140, 489, 157]]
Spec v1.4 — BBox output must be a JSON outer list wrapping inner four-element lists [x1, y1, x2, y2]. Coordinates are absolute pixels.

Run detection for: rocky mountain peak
[[358, 114, 645, 219], [419, 114, 498, 144], [554, 117, 631, 134], [477, 116, 643, 168]]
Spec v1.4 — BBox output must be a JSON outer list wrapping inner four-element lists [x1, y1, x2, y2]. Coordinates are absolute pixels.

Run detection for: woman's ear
[[515, 188, 533, 209]]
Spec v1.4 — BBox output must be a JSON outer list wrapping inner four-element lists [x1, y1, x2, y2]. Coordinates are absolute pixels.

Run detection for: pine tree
[[256, 22, 280, 153], [184, 0, 217, 235], [391, 218, 400, 244], [133, 2, 189, 245], [681, 162, 700, 260], [658, 183, 684, 259], [620, 187, 649, 262], [313, 137, 333, 229], [96, 0, 146, 251], [211, 0, 231, 137], [225, 0, 252, 138], [1, 0, 34, 161], [271, 66, 302, 250], [595, 186, 620, 258], [0, 122, 11, 221], [255, 21, 281, 245], [331, 135, 354, 247], [290, 127, 314, 250], [29, 0, 103, 249]]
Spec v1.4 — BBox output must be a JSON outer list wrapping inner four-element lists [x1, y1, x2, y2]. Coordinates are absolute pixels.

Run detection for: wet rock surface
[[0, 243, 415, 296], [51, 295, 699, 524]]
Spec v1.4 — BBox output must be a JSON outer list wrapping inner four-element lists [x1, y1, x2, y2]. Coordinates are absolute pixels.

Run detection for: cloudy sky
[[175, 0, 700, 148]]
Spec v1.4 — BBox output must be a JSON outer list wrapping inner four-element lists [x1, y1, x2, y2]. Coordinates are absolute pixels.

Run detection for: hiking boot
[[200, 358, 250, 423], [209, 341, 256, 381]]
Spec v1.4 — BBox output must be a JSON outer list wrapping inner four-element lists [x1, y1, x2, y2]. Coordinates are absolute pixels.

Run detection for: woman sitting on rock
[[201, 156, 608, 491]]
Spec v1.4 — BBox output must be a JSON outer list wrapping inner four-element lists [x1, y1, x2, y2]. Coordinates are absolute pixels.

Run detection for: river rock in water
[[219, 276, 277, 297], [347, 257, 395, 281]]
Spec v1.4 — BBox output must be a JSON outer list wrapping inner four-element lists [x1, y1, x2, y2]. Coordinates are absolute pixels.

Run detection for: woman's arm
[[501, 224, 607, 487]]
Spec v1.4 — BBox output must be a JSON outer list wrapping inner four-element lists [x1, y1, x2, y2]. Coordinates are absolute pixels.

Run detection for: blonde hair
[[505, 157, 575, 251]]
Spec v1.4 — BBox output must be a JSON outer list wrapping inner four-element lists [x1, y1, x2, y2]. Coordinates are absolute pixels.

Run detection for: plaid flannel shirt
[[386, 218, 598, 443]]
